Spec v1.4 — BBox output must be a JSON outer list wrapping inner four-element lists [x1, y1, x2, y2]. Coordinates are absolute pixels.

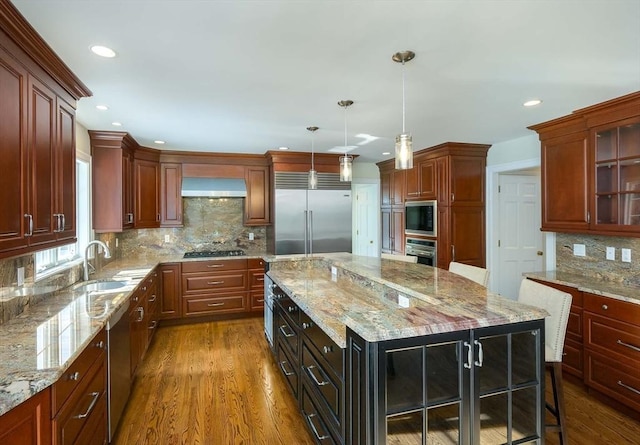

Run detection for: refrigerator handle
[[304, 210, 308, 256], [309, 210, 313, 255]]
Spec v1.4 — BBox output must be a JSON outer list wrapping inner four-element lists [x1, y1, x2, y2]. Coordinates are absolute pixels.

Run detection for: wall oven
[[405, 237, 437, 266], [405, 200, 437, 236]]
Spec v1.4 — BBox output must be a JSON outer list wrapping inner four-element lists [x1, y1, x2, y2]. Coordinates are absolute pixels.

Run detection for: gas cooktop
[[183, 249, 246, 259]]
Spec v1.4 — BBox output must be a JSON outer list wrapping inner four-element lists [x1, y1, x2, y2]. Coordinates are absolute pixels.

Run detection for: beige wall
[[76, 122, 91, 158]]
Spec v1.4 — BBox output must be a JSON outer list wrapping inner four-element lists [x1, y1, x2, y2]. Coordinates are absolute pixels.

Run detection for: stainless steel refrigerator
[[269, 172, 352, 255]]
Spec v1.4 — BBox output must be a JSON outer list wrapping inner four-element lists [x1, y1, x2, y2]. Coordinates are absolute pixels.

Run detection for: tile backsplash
[[556, 233, 640, 284]]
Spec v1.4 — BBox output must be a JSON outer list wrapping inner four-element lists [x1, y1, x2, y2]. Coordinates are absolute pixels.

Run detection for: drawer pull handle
[[95, 341, 105, 349], [74, 391, 101, 419], [287, 306, 296, 313], [207, 264, 225, 268], [69, 371, 80, 381], [256, 277, 264, 281], [602, 304, 608, 310], [306, 413, 330, 441], [302, 322, 312, 330], [306, 365, 329, 386], [269, 284, 277, 290], [463, 342, 472, 369], [279, 360, 295, 376], [148, 295, 157, 303], [148, 320, 158, 329], [141, 286, 147, 291], [474, 340, 484, 367], [617, 380, 640, 396], [256, 299, 264, 303], [207, 281, 225, 285], [279, 325, 295, 338], [322, 345, 333, 354], [207, 302, 225, 307], [617, 339, 640, 353]]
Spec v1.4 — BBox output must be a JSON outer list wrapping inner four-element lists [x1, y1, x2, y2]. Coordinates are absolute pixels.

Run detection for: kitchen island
[[266, 253, 548, 445]]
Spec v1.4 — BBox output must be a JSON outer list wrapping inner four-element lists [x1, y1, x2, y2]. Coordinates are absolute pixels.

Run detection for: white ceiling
[[12, 0, 640, 164]]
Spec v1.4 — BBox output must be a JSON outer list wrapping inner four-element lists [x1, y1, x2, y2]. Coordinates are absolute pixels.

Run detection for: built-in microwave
[[405, 200, 437, 236]]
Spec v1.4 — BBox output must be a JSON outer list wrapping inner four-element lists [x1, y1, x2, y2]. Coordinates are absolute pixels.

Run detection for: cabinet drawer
[[182, 259, 247, 273], [250, 290, 265, 311], [301, 381, 339, 445], [584, 312, 640, 366], [53, 360, 106, 445], [52, 329, 106, 415], [301, 344, 342, 430], [276, 338, 299, 399], [248, 257, 265, 269], [584, 293, 640, 326], [585, 350, 640, 412], [182, 271, 248, 294], [249, 269, 265, 289], [562, 337, 583, 378], [275, 294, 300, 327], [300, 312, 343, 378], [73, 388, 107, 445], [567, 308, 583, 340], [276, 311, 299, 358], [183, 294, 247, 316]]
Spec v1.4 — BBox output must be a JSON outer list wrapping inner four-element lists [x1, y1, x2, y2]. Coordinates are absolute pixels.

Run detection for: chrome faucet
[[84, 240, 112, 281]]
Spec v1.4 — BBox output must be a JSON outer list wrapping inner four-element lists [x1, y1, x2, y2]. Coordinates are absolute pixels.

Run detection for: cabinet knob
[[95, 341, 105, 349], [69, 371, 80, 381], [602, 304, 608, 310], [302, 322, 311, 330], [323, 345, 333, 354], [287, 306, 296, 313]]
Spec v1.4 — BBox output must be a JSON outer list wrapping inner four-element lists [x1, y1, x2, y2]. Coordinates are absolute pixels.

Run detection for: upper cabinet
[[0, 1, 91, 259], [244, 166, 270, 226], [133, 149, 160, 229], [530, 91, 640, 237], [160, 163, 183, 227]]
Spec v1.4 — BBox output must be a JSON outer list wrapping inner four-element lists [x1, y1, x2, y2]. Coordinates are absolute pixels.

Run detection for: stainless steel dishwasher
[[106, 300, 131, 442]]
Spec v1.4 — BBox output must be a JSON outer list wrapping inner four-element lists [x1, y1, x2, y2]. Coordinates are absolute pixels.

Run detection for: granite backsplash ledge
[[556, 233, 640, 284]]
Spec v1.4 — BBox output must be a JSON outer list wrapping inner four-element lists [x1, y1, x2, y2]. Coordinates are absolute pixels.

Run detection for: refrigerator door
[[275, 189, 308, 254], [308, 190, 352, 253]]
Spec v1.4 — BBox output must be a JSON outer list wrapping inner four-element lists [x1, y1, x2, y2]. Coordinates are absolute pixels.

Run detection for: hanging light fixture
[[393, 50, 415, 170], [338, 100, 354, 182], [307, 126, 319, 189]]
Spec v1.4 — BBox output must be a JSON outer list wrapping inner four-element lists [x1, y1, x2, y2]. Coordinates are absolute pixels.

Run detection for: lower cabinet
[[249, 257, 266, 312], [159, 262, 181, 319], [0, 388, 51, 445]]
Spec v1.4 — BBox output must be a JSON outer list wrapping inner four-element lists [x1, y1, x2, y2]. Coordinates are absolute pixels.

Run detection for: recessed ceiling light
[[278, 147, 289, 150], [382, 152, 391, 156], [523, 99, 542, 107], [95, 105, 108, 111], [90, 45, 116, 58], [111, 122, 122, 127], [154, 140, 165, 145]]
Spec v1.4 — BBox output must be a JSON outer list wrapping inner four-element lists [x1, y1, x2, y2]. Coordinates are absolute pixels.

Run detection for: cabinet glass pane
[[512, 387, 539, 442], [512, 331, 538, 386], [596, 163, 617, 193], [478, 336, 508, 394], [596, 194, 618, 224], [619, 160, 640, 190], [596, 128, 617, 161], [427, 403, 460, 445], [479, 393, 508, 444], [387, 410, 423, 445], [427, 342, 460, 404], [619, 123, 640, 158], [386, 347, 423, 413], [621, 193, 640, 225]]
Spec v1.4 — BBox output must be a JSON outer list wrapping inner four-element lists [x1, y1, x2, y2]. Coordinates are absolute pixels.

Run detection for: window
[[35, 156, 91, 278]]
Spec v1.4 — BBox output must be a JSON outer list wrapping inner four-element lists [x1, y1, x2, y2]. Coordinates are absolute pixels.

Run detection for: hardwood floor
[[113, 317, 315, 445], [114, 317, 640, 445]]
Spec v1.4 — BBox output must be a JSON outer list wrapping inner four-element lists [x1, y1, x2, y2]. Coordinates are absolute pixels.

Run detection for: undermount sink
[[73, 280, 127, 293]]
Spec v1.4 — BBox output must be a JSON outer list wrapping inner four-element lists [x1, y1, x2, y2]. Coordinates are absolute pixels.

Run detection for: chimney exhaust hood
[[181, 177, 247, 197]]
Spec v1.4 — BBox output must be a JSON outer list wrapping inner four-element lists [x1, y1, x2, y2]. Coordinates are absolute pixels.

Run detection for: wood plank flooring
[[113, 317, 315, 445], [114, 317, 640, 445]]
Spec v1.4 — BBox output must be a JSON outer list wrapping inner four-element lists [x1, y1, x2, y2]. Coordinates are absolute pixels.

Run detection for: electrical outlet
[[249, 232, 254, 241], [606, 246, 615, 261], [164, 234, 171, 243], [622, 248, 631, 263], [17, 267, 24, 287], [115, 238, 119, 247], [398, 294, 410, 308], [573, 244, 586, 257]]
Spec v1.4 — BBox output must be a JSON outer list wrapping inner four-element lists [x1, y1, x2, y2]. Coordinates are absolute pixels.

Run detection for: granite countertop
[[0, 251, 265, 417], [523, 270, 640, 305], [267, 253, 548, 348]]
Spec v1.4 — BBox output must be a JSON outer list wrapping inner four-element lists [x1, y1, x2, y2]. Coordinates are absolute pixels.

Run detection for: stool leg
[[547, 362, 568, 445]]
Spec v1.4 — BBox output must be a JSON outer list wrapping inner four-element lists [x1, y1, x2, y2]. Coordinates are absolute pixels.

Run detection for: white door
[[353, 184, 379, 257], [496, 173, 544, 299]]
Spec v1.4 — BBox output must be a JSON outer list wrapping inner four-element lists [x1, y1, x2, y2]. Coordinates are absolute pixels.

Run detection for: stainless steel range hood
[[181, 177, 247, 197]]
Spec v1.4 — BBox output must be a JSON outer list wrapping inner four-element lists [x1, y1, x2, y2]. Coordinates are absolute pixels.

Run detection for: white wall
[[76, 122, 91, 158], [487, 134, 540, 166]]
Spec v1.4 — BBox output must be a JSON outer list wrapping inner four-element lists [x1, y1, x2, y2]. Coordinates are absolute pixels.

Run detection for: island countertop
[[266, 253, 548, 348]]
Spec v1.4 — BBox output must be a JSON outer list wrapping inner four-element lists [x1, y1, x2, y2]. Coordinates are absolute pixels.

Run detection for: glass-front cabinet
[[593, 117, 640, 231], [347, 320, 545, 445]]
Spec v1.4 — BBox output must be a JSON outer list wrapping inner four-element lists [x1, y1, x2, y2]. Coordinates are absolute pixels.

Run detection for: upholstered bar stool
[[518, 278, 573, 445], [381, 253, 418, 263], [448, 261, 490, 286]]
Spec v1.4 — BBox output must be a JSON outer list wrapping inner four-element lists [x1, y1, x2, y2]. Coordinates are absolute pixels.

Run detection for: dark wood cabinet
[[406, 158, 437, 200], [439, 206, 485, 267], [55, 99, 77, 243], [133, 157, 160, 229], [381, 207, 404, 255], [244, 166, 271, 225], [0, 388, 51, 445], [248, 257, 266, 312], [530, 92, 640, 237], [159, 262, 181, 319], [160, 163, 183, 227]]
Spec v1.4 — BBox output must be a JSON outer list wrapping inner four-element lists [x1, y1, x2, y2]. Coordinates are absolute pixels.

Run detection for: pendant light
[[338, 100, 354, 182], [393, 50, 415, 170], [307, 126, 319, 189]]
